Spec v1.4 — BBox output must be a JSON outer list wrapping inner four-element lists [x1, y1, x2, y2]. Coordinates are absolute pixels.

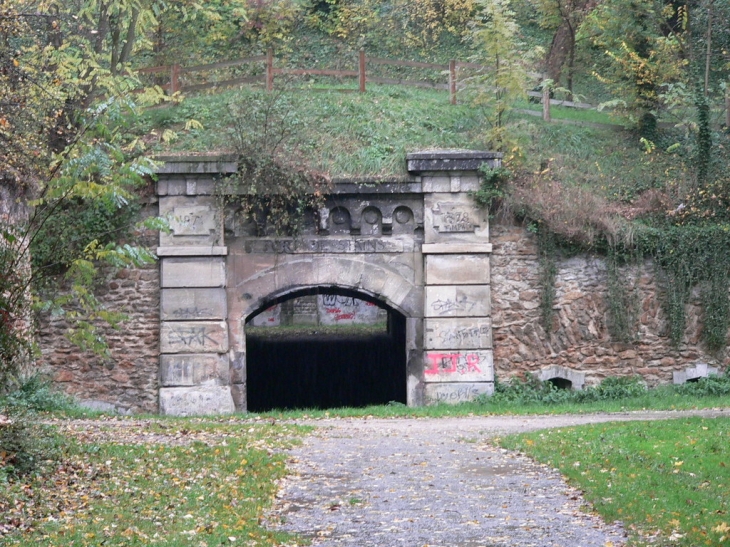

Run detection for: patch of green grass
[[135, 83, 657, 189], [246, 322, 388, 339], [499, 417, 730, 546], [2, 419, 309, 547], [253, 387, 730, 420]]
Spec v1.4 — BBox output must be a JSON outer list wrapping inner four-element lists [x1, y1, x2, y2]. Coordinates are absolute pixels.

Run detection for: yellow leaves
[[185, 118, 204, 131], [714, 522, 730, 534]]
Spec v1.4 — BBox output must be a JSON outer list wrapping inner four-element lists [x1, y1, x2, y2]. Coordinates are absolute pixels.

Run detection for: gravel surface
[[269, 409, 729, 547]]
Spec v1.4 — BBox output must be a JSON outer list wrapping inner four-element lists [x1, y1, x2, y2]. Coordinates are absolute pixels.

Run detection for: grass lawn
[[1, 418, 310, 547], [3, 382, 730, 546], [499, 416, 730, 547], [251, 381, 730, 420]]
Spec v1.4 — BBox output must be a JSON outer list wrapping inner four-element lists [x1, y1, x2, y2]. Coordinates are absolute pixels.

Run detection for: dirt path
[[269, 409, 729, 547]]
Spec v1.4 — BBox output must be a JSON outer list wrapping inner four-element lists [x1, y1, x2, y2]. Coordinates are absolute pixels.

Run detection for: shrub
[[1, 374, 78, 414], [0, 411, 65, 479], [476, 374, 648, 406], [673, 371, 730, 397], [592, 375, 647, 400]]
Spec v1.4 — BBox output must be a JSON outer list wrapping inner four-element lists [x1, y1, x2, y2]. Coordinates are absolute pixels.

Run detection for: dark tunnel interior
[[245, 289, 407, 412]]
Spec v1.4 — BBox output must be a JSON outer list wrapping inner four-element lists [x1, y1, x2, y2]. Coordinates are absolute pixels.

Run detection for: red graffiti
[[335, 313, 356, 321], [466, 354, 482, 372], [325, 308, 341, 314], [365, 302, 377, 307], [426, 353, 457, 374], [425, 353, 482, 375]]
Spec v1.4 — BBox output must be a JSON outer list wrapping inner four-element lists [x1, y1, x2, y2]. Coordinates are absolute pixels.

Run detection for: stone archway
[[156, 151, 500, 415], [244, 287, 408, 411]]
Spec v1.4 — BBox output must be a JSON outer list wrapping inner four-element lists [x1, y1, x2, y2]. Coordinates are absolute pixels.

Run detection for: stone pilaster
[[407, 150, 501, 404], [156, 157, 236, 416]]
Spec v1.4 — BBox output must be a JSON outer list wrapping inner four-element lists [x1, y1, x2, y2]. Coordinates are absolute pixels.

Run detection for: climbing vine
[[473, 165, 511, 213], [605, 243, 639, 343], [634, 224, 730, 350], [537, 225, 557, 333]]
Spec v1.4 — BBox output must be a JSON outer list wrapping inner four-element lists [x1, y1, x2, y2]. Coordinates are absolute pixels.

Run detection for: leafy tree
[[0, 1, 164, 390], [533, 0, 594, 97], [579, 0, 685, 138], [466, 0, 540, 156]]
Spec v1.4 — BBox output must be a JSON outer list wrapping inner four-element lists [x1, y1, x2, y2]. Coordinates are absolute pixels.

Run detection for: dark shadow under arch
[[547, 377, 573, 390], [246, 287, 407, 412]]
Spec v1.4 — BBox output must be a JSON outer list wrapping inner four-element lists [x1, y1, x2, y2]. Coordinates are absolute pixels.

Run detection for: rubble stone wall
[[490, 222, 729, 387], [39, 201, 160, 414]]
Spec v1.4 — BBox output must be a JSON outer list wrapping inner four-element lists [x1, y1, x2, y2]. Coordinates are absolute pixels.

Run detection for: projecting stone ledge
[[406, 150, 502, 174]]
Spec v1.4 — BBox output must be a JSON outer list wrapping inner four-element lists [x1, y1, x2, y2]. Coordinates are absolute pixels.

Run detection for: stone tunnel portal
[[245, 288, 407, 411]]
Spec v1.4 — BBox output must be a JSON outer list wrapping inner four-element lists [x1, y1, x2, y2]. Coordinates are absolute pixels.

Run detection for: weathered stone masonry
[[41, 229, 161, 414], [154, 151, 499, 415], [490, 223, 729, 387], [40, 151, 727, 414]]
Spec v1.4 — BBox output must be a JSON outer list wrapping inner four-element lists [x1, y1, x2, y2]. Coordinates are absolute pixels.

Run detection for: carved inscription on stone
[[424, 382, 494, 404], [422, 350, 494, 382], [169, 206, 216, 236], [431, 203, 475, 233], [244, 238, 408, 254]]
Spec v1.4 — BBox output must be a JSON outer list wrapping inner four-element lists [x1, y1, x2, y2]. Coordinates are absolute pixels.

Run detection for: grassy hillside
[[134, 83, 657, 199]]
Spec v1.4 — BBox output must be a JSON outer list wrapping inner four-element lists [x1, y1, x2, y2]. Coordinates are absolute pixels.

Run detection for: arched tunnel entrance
[[245, 288, 407, 412]]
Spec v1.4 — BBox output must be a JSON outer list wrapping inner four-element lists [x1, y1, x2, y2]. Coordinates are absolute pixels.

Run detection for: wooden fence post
[[266, 48, 274, 91], [542, 85, 551, 122], [449, 60, 456, 105], [359, 49, 366, 93], [170, 64, 180, 94]]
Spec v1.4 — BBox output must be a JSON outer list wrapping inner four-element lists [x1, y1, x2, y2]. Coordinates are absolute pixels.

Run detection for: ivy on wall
[[634, 224, 730, 350], [605, 243, 640, 343], [537, 226, 557, 333]]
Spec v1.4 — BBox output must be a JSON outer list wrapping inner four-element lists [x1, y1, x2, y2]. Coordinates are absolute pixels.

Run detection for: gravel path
[[269, 409, 729, 547]]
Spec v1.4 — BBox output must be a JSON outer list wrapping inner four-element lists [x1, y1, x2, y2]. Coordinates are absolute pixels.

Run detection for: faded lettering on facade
[[243, 238, 406, 254]]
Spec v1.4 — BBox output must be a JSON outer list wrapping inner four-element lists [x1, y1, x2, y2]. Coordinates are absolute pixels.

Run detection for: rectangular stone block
[[424, 318, 492, 350], [160, 321, 229, 353], [424, 193, 489, 244], [425, 254, 491, 285], [159, 196, 219, 246], [425, 286, 491, 317], [230, 351, 246, 384], [422, 350, 494, 383], [161, 257, 226, 288], [159, 386, 235, 416], [424, 382, 494, 404], [161, 288, 227, 320], [230, 384, 246, 411], [421, 176, 451, 193], [160, 354, 230, 386]]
